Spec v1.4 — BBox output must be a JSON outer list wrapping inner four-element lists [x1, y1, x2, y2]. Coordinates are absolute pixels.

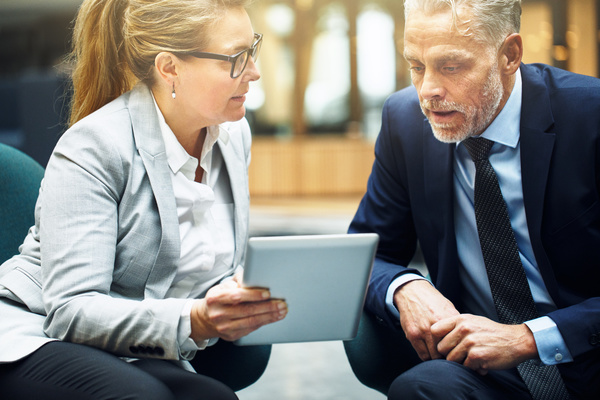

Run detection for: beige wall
[[521, 0, 598, 77], [521, 2, 554, 65], [568, 0, 598, 77]]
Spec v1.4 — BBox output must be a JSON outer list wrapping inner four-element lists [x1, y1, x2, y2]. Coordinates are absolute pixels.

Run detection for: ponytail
[[68, 0, 254, 126], [68, 0, 135, 126]]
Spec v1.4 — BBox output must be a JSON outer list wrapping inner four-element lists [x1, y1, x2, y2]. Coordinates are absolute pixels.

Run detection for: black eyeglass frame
[[180, 33, 263, 79]]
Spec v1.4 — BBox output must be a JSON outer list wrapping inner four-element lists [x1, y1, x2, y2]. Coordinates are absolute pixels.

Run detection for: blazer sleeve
[[40, 107, 188, 360], [519, 64, 600, 362], [349, 91, 422, 327]]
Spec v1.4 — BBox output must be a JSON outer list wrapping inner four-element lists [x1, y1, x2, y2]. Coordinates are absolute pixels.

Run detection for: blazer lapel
[[423, 120, 455, 238], [128, 84, 180, 298], [519, 64, 560, 298], [422, 120, 462, 301], [217, 124, 249, 269]]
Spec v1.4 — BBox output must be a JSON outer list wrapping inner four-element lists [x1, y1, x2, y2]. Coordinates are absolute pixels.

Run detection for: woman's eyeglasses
[[182, 33, 262, 79]]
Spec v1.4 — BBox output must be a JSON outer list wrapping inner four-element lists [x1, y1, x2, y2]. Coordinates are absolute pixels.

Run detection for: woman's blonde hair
[[68, 0, 251, 126]]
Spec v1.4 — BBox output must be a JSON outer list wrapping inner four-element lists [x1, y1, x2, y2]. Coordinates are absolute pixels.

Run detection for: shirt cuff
[[385, 273, 431, 319], [178, 300, 211, 353], [525, 316, 573, 365]]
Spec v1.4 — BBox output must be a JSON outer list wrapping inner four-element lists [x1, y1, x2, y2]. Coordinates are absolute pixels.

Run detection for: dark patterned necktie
[[462, 137, 570, 400]]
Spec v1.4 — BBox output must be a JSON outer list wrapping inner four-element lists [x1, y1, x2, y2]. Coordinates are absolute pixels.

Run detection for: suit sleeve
[[349, 93, 423, 328]]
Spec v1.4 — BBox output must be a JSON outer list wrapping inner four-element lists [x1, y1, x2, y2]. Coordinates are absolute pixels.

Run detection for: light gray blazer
[[0, 84, 252, 365]]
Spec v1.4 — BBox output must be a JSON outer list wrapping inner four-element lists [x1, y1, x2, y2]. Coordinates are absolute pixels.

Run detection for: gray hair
[[404, 0, 521, 47]]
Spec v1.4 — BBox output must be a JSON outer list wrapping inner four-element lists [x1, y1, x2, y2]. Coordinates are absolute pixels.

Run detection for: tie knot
[[463, 137, 494, 162]]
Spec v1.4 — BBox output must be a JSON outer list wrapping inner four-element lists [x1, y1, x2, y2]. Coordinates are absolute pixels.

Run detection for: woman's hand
[[190, 274, 288, 342]]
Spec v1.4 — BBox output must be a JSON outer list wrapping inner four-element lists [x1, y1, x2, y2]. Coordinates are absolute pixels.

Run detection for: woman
[[0, 0, 287, 399]]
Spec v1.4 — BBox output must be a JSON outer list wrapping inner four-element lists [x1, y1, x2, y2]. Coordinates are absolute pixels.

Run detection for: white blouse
[[153, 97, 236, 350]]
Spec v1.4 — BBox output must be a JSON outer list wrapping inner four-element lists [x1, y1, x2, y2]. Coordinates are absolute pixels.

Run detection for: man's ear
[[500, 33, 523, 75], [154, 52, 179, 87]]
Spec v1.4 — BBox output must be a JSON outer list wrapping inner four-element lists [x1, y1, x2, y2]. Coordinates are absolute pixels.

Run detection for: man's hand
[[190, 275, 287, 342], [431, 314, 538, 375], [394, 280, 460, 361]]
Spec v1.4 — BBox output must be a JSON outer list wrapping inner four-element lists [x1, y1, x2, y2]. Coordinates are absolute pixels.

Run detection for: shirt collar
[[151, 94, 229, 180], [458, 68, 522, 149]]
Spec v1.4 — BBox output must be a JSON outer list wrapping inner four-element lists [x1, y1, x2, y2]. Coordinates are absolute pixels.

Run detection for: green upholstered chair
[[343, 311, 422, 395], [0, 142, 270, 391], [0, 143, 45, 264]]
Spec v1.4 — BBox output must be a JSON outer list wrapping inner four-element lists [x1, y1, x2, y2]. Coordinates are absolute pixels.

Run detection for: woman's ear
[[154, 52, 179, 87], [500, 33, 523, 75]]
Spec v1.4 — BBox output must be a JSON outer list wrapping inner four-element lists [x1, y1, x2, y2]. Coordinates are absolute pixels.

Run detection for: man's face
[[404, 9, 507, 143]]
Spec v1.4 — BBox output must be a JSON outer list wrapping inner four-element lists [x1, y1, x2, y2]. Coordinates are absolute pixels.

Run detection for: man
[[348, 0, 600, 399]]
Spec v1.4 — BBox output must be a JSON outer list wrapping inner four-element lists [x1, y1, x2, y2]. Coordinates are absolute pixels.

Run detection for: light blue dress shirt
[[385, 70, 572, 365]]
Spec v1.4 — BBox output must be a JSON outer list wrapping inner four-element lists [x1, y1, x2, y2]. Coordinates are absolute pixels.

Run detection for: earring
[[172, 82, 176, 99]]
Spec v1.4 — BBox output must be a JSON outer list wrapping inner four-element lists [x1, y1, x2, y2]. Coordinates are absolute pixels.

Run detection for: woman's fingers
[[191, 282, 288, 342], [213, 300, 288, 341]]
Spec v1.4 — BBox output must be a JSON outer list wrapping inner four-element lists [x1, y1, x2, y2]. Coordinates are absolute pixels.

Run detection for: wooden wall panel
[[248, 137, 375, 197]]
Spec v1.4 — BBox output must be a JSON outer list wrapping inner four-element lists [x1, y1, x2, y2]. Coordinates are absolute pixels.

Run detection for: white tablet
[[234, 233, 378, 346]]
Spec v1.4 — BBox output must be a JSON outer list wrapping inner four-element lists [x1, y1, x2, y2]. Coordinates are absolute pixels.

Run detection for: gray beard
[[421, 67, 504, 143]]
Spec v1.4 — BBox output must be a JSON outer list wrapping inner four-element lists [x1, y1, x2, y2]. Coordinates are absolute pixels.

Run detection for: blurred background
[[1, 0, 598, 197], [1, 1, 598, 398]]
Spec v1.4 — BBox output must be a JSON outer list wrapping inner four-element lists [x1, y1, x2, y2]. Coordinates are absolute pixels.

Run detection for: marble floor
[[236, 341, 385, 400], [238, 196, 385, 400]]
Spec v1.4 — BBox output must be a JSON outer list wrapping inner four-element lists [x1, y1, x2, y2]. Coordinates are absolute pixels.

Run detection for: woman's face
[[176, 6, 260, 129]]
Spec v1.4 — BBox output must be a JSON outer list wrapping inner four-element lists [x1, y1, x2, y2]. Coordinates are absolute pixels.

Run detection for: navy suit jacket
[[350, 63, 600, 396]]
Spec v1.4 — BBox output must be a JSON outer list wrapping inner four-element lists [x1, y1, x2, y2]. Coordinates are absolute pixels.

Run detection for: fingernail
[[262, 290, 270, 299], [277, 301, 286, 310]]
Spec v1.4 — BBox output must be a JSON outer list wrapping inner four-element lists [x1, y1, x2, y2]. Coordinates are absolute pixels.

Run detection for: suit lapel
[[423, 120, 454, 237], [519, 64, 560, 298], [422, 120, 463, 300], [128, 84, 180, 298]]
